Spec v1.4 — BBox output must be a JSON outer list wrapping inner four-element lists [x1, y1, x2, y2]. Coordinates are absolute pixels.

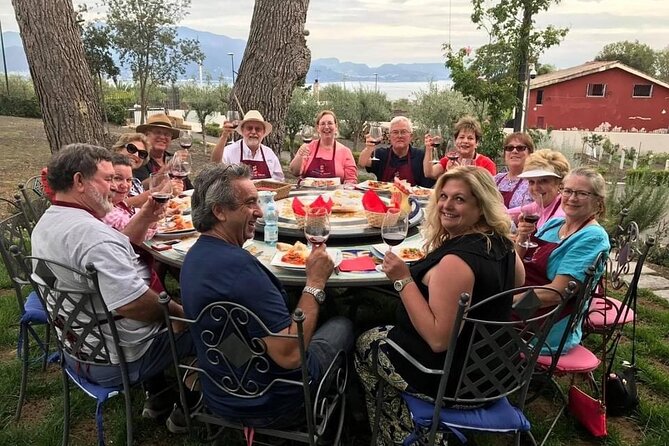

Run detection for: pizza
[[159, 215, 194, 233], [410, 187, 433, 198], [367, 181, 394, 191], [166, 196, 191, 215], [399, 247, 424, 261], [278, 241, 309, 265]]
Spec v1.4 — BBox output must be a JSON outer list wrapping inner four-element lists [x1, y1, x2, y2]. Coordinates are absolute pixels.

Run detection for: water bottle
[[263, 200, 279, 246]]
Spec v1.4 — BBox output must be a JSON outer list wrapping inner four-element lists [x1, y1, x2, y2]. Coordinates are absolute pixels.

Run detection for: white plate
[[356, 180, 395, 192], [156, 215, 196, 236], [180, 189, 194, 197], [172, 237, 198, 254], [410, 187, 433, 201], [370, 239, 426, 262], [270, 248, 342, 270], [301, 177, 341, 188]]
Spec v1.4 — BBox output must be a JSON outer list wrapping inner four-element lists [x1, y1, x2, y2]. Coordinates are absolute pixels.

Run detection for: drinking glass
[[179, 131, 193, 150], [304, 207, 331, 247], [429, 127, 443, 163], [169, 149, 192, 180], [381, 208, 408, 253], [518, 193, 543, 249], [149, 172, 173, 203], [226, 110, 241, 142], [369, 124, 383, 161], [300, 125, 315, 144]]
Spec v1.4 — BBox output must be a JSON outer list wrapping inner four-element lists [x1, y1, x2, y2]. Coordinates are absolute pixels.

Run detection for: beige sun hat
[[518, 168, 562, 179], [136, 113, 180, 139], [235, 110, 273, 136]]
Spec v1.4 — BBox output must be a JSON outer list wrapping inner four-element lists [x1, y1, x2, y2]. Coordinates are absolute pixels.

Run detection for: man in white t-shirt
[[209, 110, 285, 181], [33, 143, 193, 420]]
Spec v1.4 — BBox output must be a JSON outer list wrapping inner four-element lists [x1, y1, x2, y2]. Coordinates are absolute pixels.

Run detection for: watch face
[[394, 280, 403, 291], [315, 290, 326, 303]]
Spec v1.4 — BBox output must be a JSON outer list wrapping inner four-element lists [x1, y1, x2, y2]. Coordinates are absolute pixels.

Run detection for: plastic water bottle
[[263, 201, 279, 246]]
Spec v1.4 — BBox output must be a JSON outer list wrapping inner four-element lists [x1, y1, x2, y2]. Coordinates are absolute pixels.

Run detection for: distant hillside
[[2, 27, 450, 82]]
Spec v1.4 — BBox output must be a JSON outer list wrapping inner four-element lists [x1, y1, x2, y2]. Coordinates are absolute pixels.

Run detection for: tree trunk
[[231, 0, 311, 154], [11, 0, 106, 153]]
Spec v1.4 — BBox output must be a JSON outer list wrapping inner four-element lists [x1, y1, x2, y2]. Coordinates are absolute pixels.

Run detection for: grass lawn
[[1, 115, 669, 444]]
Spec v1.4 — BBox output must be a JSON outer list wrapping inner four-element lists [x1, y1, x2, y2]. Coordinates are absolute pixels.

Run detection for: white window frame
[[632, 84, 653, 98], [586, 83, 606, 97]]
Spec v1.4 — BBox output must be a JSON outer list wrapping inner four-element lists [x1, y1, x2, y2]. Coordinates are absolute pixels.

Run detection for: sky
[[1, 0, 668, 69]]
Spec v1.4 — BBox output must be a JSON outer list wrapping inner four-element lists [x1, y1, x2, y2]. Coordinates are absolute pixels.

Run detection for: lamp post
[[374, 72, 378, 91], [521, 63, 537, 131], [227, 52, 235, 84]]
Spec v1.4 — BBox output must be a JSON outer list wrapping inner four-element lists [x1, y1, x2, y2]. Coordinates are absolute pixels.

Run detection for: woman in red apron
[[288, 110, 358, 184], [515, 167, 611, 352], [494, 132, 534, 207]]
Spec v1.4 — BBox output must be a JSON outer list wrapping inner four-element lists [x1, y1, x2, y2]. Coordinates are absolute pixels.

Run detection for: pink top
[[508, 193, 565, 229], [102, 203, 157, 240], [299, 140, 358, 184]]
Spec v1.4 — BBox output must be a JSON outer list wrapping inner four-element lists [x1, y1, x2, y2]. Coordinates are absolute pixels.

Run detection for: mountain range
[[1, 26, 450, 83]]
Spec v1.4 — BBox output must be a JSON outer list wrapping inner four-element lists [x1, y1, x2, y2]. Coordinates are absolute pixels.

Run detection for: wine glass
[[169, 149, 192, 180], [149, 172, 173, 226], [369, 124, 382, 161], [300, 125, 315, 144], [226, 110, 241, 142], [518, 193, 543, 249], [381, 208, 409, 253], [304, 207, 331, 248], [444, 138, 459, 166], [429, 127, 443, 163], [179, 131, 193, 150]]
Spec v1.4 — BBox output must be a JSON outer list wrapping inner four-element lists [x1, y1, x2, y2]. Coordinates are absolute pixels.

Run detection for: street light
[[227, 52, 235, 84], [521, 63, 537, 131], [374, 72, 378, 91]]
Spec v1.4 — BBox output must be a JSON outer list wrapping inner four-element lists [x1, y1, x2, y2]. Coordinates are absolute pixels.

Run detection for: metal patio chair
[[369, 283, 575, 446], [160, 293, 348, 446], [18, 183, 50, 226], [0, 212, 49, 421]]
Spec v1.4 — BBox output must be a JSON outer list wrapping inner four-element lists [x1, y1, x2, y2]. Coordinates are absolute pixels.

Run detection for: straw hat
[[136, 113, 180, 139], [235, 110, 273, 136]]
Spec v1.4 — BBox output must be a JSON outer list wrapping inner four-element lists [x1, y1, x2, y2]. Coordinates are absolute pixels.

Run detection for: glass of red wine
[[149, 172, 173, 226], [369, 124, 382, 161], [304, 207, 331, 248], [179, 131, 193, 150], [429, 127, 443, 164], [169, 150, 192, 179], [300, 125, 315, 144], [381, 208, 409, 253], [518, 193, 542, 248]]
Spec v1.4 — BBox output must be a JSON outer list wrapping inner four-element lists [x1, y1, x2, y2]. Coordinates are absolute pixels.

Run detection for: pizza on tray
[[367, 181, 394, 191], [277, 241, 309, 265], [399, 247, 424, 261]]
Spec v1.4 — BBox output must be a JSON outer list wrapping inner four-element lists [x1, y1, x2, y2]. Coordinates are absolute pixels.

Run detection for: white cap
[[518, 169, 562, 179]]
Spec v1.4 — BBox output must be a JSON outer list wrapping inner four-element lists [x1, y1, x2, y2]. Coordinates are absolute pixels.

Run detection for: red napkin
[[338, 256, 377, 272], [362, 190, 397, 213], [292, 195, 334, 216]]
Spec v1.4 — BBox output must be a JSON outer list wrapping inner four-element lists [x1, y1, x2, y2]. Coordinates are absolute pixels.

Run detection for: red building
[[527, 61, 669, 132]]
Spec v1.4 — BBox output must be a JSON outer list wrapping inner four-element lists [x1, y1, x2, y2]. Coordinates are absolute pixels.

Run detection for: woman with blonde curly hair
[[354, 166, 524, 445], [508, 149, 571, 229]]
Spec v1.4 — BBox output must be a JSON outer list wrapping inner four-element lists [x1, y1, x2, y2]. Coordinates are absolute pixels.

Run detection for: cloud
[[1, 0, 668, 69]]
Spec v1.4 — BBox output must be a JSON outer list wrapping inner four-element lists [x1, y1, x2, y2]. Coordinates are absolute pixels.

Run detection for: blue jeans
[[240, 316, 354, 428], [64, 330, 194, 389]]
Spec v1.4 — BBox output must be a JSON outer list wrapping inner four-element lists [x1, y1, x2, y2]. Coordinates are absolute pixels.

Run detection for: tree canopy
[[595, 40, 657, 74], [103, 0, 203, 122]]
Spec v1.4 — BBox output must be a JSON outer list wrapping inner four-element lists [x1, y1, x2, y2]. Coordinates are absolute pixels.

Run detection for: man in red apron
[[358, 116, 435, 188], [217, 110, 285, 182]]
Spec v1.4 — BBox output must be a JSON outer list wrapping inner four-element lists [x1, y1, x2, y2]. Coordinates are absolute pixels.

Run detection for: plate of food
[[166, 195, 191, 215], [156, 214, 197, 236], [370, 240, 426, 263], [356, 180, 395, 192], [300, 177, 341, 188], [271, 242, 342, 270], [410, 186, 433, 201]]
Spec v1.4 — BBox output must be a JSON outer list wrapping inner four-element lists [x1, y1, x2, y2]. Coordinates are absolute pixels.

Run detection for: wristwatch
[[394, 277, 414, 292], [303, 286, 326, 304]]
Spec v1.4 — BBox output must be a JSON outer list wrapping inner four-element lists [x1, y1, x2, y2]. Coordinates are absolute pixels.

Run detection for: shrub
[[204, 123, 221, 137], [0, 93, 41, 118], [103, 90, 135, 125], [605, 170, 669, 233]]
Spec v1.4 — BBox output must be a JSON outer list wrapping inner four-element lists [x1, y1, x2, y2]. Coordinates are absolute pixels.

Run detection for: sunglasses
[[125, 143, 149, 159], [503, 145, 529, 152]]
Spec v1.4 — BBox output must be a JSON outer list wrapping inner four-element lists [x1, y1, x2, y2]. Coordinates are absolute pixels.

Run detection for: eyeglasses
[[503, 145, 529, 152], [390, 129, 411, 136], [125, 143, 149, 159], [559, 188, 593, 199], [318, 121, 336, 127]]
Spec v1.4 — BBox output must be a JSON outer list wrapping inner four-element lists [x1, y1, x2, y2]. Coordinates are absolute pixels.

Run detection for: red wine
[[170, 171, 189, 179], [302, 138, 313, 144], [383, 233, 405, 246], [306, 235, 328, 245], [433, 143, 442, 149], [370, 139, 382, 144], [447, 155, 459, 161], [180, 143, 192, 149], [151, 193, 171, 203], [523, 214, 540, 224]]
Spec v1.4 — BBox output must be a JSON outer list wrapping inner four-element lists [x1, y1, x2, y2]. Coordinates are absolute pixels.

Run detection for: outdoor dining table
[[145, 231, 425, 288]]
